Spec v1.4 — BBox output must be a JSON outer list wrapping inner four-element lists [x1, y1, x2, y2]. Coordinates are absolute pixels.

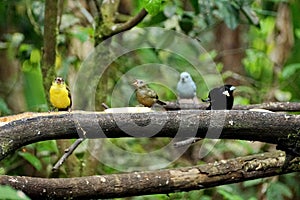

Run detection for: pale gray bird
[[176, 72, 197, 102]]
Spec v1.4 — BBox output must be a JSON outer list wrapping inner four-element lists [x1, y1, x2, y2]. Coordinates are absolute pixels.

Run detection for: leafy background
[[0, 0, 300, 199]]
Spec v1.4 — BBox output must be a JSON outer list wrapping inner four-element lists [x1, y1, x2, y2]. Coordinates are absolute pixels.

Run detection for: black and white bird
[[202, 85, 236, 110]]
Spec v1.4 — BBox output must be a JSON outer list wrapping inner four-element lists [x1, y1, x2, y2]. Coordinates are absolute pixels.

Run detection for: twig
[[173, 137, 202, 148], [101, 103, 110, 109], [75, 0, 94, 25], [52, 138, 85, 171]]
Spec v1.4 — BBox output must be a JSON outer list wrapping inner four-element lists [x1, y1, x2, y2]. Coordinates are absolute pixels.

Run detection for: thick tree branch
[[0, 110, 299, 161], [0, 151, 299, 199], [165, 102, 300, 111]]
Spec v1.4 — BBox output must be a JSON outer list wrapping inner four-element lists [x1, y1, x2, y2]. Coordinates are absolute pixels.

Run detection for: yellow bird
[[49, 77, 72, 111]]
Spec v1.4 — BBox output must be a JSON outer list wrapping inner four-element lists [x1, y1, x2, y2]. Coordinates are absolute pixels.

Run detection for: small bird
[[176, 72, 197, 100], [49, 77, 72, 111], [132, 79, 166, 107], [202, 85, 236, 110]]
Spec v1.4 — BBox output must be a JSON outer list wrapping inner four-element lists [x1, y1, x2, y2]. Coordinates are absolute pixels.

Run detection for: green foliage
[[0, 185, 30, 200], [0, 98, 12, 116], [142, 0, 162, 15], [266, 182, 293, 200], [1, 0, 300, 199], [21, 49, 48, 111], [18, 151, 42, 171], [215, 1, 240, 29], [217, 188, 244, 200], [282, 63, 300, 79]]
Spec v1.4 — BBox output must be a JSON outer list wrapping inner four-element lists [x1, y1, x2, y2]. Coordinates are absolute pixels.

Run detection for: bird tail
[[201, 98, 210, 102], [157, 99, 167, 105]]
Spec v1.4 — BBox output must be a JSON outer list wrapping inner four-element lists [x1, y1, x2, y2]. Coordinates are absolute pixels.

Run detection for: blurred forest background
[[0, 0, 300, 199]]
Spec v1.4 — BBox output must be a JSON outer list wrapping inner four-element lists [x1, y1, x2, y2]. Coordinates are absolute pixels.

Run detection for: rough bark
[[165, 101, 300, 111], [0, 110, 300, 161], [42, 0, 58, 98], [0, 151, 299, 199]]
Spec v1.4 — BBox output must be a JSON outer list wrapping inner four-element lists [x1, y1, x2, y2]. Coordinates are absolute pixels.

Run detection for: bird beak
[[55, 78, 62, 84], [132, 80, 137, 86], [230, 86, 236, 91]]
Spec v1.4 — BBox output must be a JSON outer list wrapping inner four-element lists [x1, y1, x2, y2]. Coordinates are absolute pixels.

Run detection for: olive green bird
[[132, 79, 166, 107]]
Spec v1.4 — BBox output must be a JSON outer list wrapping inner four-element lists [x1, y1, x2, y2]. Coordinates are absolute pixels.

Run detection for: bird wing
[[146, 88, 158, 99], [66, 85, 72, 108], [192, 81, 196, 93]]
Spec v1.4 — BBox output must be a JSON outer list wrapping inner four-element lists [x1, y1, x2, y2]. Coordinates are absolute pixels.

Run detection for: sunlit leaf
[[142, 0, 162, 15], [30, 49, 41, 63], [282, 63, 300, 79]]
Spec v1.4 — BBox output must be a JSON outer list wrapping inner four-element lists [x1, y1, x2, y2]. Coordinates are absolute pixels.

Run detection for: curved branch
[[0, 110, 300, 160], [0, 151, 299, 199], [110, 9, 148, 36]]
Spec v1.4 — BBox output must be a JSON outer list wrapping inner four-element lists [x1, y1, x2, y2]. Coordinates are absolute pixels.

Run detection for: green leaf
[[282, 63, 300, 79], [30, 49, 41, 63], [0, 185, 30, 200], [142, 0, 162, 15], [215, 1, 239, 29], [243, 178, 263, 187], [189, 0, 200, 14], [267, 182, 293, 200], [222, 4, 240, 29], [0, 97, 11, 116], [217, 188, 244, 200], [22, 60, 32, 72], [295, 28, 300, 39], [18, 152, 42, 171]]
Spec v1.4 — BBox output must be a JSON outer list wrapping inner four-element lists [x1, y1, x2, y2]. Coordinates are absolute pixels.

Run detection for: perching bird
[[176, 72, 197, 100], [132, 79, 166, 107], [202, 85, 236, 110], [49, 77, 72, 111]]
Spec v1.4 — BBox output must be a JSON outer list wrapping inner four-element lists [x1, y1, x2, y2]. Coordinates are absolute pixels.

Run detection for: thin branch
[[74, 0, 94, 25], [1, 110, 300, 161], [0, 151, 299, 199], [173, 137, 202, 148], [52, 138, 85, 171], [110, 9, 148, 36]]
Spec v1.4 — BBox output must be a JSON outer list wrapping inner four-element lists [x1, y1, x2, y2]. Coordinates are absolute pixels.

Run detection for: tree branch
[[42, 0, 58, 100], [110, 9, 148, 36], [0, 151, 299, 199], [165, 102, 300, 111], [0, 110, 300, 160]]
